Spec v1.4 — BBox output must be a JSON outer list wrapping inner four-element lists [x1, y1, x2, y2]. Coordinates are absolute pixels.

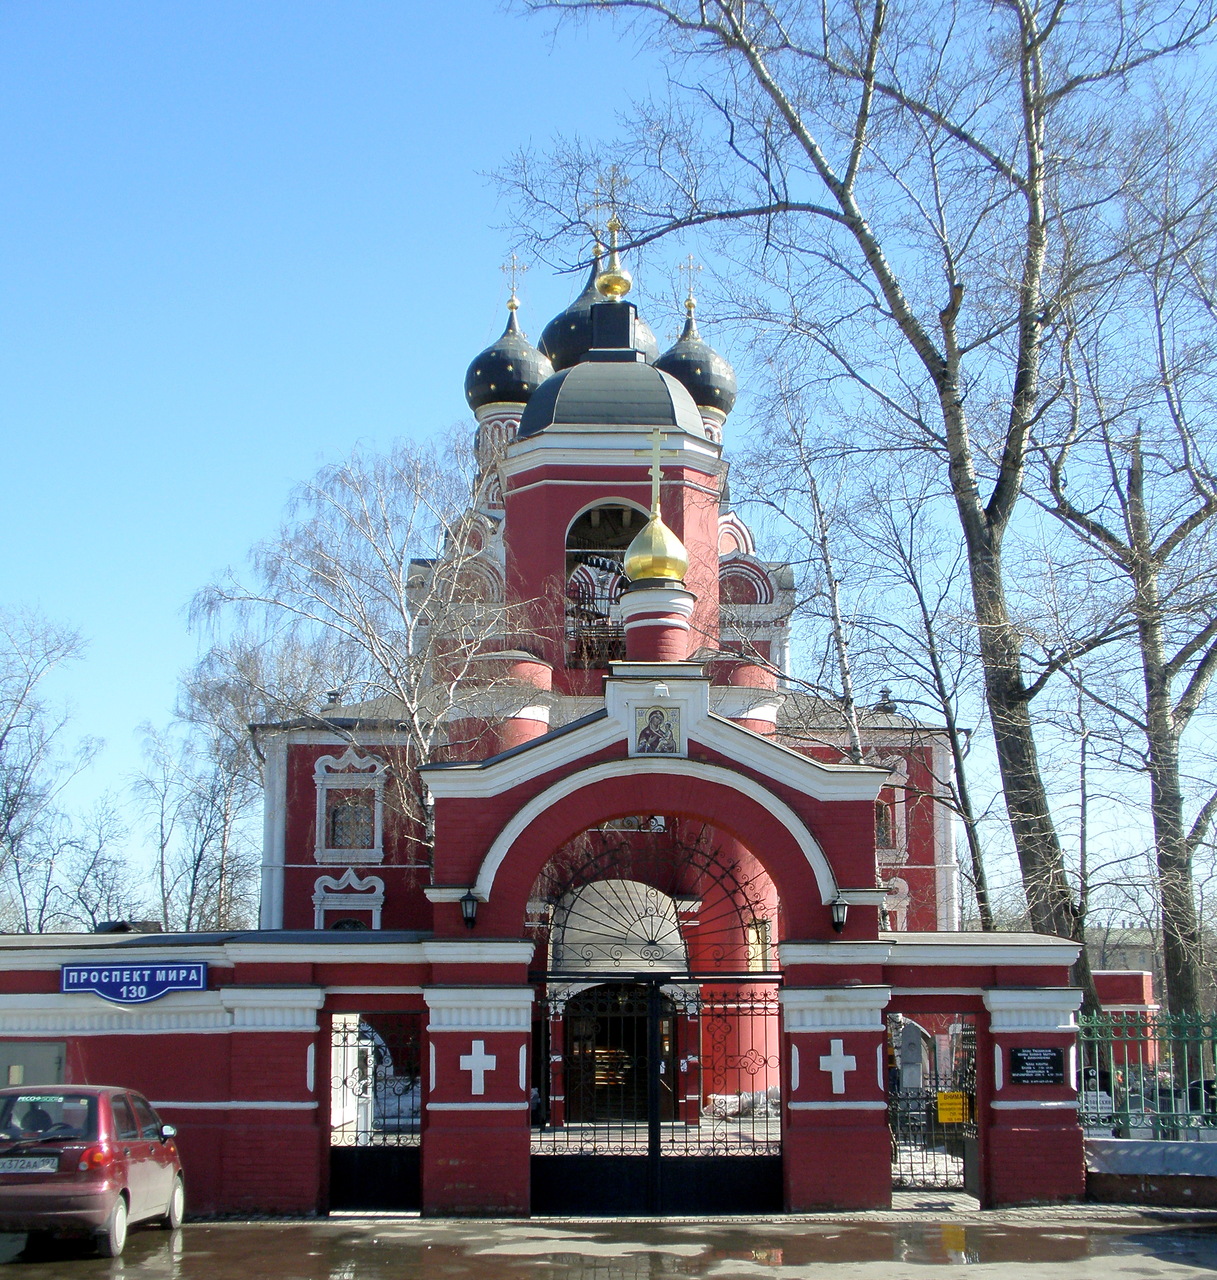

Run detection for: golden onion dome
[[623, 514, 689, 583], [595, 214, 633, 299]]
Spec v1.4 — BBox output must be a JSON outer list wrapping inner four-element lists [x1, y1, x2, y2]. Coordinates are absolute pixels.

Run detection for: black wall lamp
[[830, 897, 848, 933], [460, 890, 479, 929]]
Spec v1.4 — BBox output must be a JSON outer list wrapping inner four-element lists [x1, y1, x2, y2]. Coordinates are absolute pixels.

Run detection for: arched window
[[875, 799, 894, 849], [564, 504, 640, 668]]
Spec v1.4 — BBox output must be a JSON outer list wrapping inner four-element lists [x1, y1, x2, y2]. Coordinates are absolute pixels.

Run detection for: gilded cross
[[634, 426, 680, 519], [679, 254, 702, 307], [500, 253, 527, 305]]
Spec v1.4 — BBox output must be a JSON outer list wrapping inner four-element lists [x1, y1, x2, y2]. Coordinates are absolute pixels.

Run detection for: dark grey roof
[[517, 360, 706, 439]]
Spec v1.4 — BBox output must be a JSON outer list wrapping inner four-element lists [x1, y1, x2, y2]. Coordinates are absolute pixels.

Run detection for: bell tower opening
[[564, 504, 643, 668]]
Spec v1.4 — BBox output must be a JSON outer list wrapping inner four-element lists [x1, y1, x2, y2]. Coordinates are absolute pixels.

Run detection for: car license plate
[[0, 1157, 58, 1173]]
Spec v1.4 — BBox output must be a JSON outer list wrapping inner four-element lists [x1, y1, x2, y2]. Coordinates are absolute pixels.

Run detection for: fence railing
[[1078, 1011, 1217, 1139]]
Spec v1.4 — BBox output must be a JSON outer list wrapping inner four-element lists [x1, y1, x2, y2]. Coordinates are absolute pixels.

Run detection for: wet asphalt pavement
[[2, 1217, 1217, 1278]]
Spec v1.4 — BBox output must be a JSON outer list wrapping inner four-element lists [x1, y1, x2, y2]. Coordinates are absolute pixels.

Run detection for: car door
[[129, 1093, 174, 1213], [110, 1093, 151, 1220]]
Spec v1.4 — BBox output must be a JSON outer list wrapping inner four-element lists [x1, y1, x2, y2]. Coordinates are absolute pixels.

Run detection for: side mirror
[[160, 1124, 177, 1141]]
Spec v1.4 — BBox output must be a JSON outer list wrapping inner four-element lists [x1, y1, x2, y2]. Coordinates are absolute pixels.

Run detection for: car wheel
[[161, 1175, 185, 1230], [97, 1194, 127, 1258]]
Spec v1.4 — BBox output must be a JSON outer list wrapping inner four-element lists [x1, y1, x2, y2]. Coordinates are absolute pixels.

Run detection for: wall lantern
[[460, 890, 479, 929], [830, 897, 848, 933]]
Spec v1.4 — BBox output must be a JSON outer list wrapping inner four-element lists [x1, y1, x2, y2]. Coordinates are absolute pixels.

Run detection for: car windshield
[[0, 1093, 98, 1142]]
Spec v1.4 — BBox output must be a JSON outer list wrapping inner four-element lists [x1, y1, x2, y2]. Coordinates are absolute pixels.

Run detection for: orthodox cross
[[679, 254, 702, 309], [459, 1039, 497, 1096], [636, 426, 681, 519], [818, 1038, 857, 1095], [500, 253, 527, 307]]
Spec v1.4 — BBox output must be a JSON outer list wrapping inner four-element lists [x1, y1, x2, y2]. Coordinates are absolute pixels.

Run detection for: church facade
[[0, 240, 1094, 1217]]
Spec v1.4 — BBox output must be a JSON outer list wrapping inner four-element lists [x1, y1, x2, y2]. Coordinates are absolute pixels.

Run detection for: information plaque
[[1008, 1046, 1065, 1085]]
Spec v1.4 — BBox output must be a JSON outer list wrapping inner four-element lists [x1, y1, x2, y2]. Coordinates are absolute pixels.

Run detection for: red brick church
[[0, 238, 1097, 1216]]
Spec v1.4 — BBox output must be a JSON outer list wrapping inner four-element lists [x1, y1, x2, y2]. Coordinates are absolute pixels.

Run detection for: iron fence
[[888, 1013, 977, 1189], [1078, 1011, 1217, 1139], [532, 981, 781, 1157], [330, 1011, 424, 1148]]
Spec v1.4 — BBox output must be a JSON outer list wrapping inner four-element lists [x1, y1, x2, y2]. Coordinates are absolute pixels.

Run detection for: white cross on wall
[[819, 1039, 857, 1095], [459, 1039, 497, 1096]]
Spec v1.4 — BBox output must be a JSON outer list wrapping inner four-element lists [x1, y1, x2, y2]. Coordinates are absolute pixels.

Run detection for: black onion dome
[[654, 311, 737, 415], [539, 259, 659, 369], [464, 307, 555, 411]]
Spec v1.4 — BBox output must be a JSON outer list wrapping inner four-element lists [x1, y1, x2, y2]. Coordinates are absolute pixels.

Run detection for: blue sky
[[1, 2, 683, 817]]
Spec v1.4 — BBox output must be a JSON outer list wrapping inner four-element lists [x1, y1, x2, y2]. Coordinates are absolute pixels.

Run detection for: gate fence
[[532, 981, 781, 1157], [329, 1010, 424, 1211], [1079, 1011, 1217, 1139], [888, 1013, 977, 1189]]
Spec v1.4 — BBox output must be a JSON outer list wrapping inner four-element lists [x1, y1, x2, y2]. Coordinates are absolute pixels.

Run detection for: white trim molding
[[312, 869, 385, 930], [424, 987, 534, 1032], [314, 747, 388, 865], [780, 942, 893, 967], [788, 1100, 889, 1111], [990, 1100, 1079, 1110], [426, 1101, 530, 1111], [0, 987, 324, 1037], [780, 986, 892, 1033], [422, 941, 535, 965], [984, 988, 1083, 1033], [472, 758, 841, 906], [151, 1099, 318, 1111]]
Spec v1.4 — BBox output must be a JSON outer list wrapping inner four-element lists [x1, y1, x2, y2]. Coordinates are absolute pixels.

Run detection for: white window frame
[[314, 747, 388, 865], [312, 868, 385, 929]]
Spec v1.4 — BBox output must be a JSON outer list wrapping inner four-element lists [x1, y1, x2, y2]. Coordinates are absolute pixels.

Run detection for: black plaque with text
[[1009, 1047, 1065, 1085]]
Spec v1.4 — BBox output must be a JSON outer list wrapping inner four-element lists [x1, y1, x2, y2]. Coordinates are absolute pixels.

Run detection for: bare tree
[[501, 0, 1215, 986], [133, 728, 259, 932], [194, 433, 538, 863], [0, 608, 102, 925], [1031, 123, 1217, 1013]]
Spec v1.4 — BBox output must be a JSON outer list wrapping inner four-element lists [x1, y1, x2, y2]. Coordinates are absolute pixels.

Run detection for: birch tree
[[194, 433, 537, 862]]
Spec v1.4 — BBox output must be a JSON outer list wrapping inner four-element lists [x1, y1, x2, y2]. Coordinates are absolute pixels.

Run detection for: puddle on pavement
[[1, 1219, 1216, 1278]]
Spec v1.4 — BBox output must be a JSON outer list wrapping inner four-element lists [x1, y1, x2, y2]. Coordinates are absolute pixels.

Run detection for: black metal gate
[[328, 1011, 424, 1211], [887, 1012, 977, 1190], [531, 978, 782, 1214]]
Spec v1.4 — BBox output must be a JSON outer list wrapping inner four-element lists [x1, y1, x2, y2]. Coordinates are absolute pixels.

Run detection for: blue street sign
[[60, 962, 208, 1004]]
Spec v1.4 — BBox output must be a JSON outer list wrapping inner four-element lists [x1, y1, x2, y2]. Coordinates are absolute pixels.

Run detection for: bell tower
[[497, 224, 728, 695]]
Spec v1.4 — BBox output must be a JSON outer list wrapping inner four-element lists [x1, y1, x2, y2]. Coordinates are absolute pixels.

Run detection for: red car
[[0, 1086, 184, 1256]]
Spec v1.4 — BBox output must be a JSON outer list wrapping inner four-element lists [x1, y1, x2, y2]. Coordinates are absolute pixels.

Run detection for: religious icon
[[635, 706, 679, 754]]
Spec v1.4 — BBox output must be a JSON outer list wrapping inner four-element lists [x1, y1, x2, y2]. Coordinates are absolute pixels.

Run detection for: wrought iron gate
[[887, 1012, 977, 1190], [328, 1011, 423, 1210], [531, 978, 782, 1214]]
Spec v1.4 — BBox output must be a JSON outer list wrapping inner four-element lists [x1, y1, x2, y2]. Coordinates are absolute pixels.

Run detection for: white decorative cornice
[[780, 986, 891, 1032], [983, 987, 1083, 1032], [423, 986, 534, 1031], [780, 942, 894, 967], [421, 940, 535, 965], [0, 987, 323, 1037], [883, 932, 1082, 968]]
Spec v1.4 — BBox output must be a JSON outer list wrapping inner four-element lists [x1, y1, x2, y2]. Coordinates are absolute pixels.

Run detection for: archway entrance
[[528, 817, 784, 1215]]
